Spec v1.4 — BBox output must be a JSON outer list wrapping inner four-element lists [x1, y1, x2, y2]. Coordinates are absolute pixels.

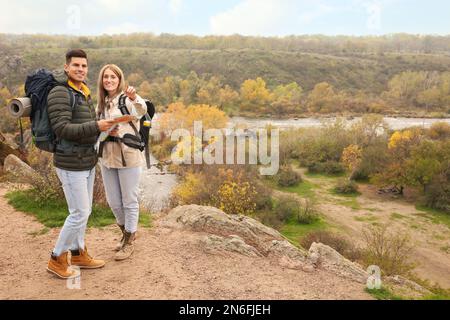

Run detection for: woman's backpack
[[117, 94, 155, 169]]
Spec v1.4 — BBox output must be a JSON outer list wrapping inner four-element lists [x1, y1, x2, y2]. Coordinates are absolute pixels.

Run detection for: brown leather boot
[[115, 224, 125, 251], [71, 246, 105, 269], [115, 231, 135, 261], [47, 252, 79, 279]]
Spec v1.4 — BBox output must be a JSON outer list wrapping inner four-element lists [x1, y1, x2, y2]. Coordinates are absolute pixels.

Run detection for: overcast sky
[[0, 0, 449, 36]]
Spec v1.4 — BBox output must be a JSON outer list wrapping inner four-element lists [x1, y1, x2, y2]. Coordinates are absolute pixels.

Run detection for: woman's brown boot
[[115, 231, 135, 261], [115, 224, 125, 251]]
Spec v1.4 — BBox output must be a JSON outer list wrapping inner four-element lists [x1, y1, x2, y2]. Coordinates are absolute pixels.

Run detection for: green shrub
[[296, 198, 319, 224], [424, 171, 450, 213], [334, 179, 359, 194], [276, 164, 302, 187], [307, 161, 345, 175], [362, 225, 415, 276], [274, 195, 300, 223], [256, 210, 283, 230], [254, 181, 274, 211]]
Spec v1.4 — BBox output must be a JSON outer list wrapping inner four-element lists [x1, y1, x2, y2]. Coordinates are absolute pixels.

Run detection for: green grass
[[27, 227, 50, 237], [415, 205, 450, 229], [440, 246, 450, 254], [354, 214, 379, 222], [366, 287, 450, 300], [264, 178, 317, 199], [329, 187, 361, 197], [6, 190, 151, 229], [328, 188, 362, 210], [365, 287, 403, 300], [432, 234, 446, 241], [335, 197, 362, 210], [390, 212, 407, 220], [422, 294, 450, 300], [280, 218, 328, 247], [279, 180, 317, 199], [304, 171, 345, 179]]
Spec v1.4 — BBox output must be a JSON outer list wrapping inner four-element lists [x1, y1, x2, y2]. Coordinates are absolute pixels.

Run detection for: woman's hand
[[109, 126, 119, 137], [125, 86, 137, 101]]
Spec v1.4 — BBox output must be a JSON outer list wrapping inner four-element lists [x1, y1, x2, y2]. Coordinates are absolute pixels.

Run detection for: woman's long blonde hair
[[97, 64, 126, 117]]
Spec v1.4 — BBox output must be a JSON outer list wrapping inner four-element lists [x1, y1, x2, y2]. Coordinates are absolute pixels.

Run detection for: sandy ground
[[0, 187, 371, 300]]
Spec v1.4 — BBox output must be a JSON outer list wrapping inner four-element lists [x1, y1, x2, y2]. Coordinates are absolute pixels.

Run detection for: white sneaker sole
[[46, 267, 80, 279], [71, 263, 106, 269]]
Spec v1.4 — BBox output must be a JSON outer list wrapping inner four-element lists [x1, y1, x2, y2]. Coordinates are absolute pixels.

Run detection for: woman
[[96, 64, 147, 261]]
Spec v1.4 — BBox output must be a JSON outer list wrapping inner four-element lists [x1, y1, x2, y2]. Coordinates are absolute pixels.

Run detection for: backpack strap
[[118, 94, 140, 137], [117, 94, 149, 168], [18, 118, 25, 150], [144, 144, 150, 169], [50, 85, 78, 150]]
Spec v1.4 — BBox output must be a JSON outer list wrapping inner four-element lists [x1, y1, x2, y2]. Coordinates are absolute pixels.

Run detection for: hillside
[[2, 34, 450, 94]]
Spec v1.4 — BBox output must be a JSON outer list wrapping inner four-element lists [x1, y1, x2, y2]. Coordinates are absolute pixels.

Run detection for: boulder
[[201, 234, 262, 257], [162, 205, 309, 269], [309, 242, 368, 284], [3, 154, 36, 182], [0, 133, 22, 164], [384, 275, 432, 298]]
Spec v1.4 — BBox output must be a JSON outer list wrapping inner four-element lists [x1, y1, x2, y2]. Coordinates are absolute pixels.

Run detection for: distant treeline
[[1, 33, 450, 119], [2, 33, 450, 53]]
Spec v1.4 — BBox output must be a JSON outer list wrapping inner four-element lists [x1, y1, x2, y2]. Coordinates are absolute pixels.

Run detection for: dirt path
[[288, 169, 450, 289], [0, 186, 371, 300]]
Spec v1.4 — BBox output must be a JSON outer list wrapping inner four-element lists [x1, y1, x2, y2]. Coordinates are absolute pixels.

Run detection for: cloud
[[0, 0, 163, 35], [210, 0, 288, 36], [210, 0, 335, 36], [169, 0, 183, 15], [298, 3, 333, 24]]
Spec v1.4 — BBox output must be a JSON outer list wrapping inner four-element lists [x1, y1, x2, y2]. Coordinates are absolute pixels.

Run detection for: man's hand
[[97, 119, 116, 132], [125, 85, 137, 101]]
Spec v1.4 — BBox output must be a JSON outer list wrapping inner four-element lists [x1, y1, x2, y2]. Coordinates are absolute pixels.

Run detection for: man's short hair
[[66, 49, 88, 64]]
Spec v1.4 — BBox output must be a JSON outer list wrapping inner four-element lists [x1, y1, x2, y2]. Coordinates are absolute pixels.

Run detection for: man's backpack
[[117, 94, 155, 169], [24, 69, 76, 152]]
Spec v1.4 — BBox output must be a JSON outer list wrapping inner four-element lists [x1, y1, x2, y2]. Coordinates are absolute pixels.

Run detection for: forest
[[1, 33, 450, 120]]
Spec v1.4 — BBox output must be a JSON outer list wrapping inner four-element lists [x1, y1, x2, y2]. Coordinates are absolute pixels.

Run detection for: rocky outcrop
[[161, 204, 433, 296], [3, 154, 36, 182], [201, 234, 262, 257], [0, 132, 23, 165], [161, 205, 310, 269], [308, 242, 368, 283], [384, 275, 433, 298]]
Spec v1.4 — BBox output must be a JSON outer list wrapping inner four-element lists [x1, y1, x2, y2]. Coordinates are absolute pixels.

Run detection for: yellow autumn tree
[[218, 85, 239, 112], [158, 102, 228, 134], [240, 77, 271, 113], [306, 82, 339, 113], [372, 129, 422, 194], [172, 172, 208, 205], [211, 168, 257, 216], [341, 144, 363, 180]]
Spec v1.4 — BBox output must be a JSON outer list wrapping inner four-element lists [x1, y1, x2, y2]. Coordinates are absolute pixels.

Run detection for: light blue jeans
[[100, 165, 142, 233], [53, 167, 95, 256]]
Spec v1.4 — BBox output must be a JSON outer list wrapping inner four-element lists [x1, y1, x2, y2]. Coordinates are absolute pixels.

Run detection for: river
[[228, 116, 450, 131]]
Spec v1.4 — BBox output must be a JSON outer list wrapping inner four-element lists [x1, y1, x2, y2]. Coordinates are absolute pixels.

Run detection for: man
[[46, 49, 115, 279]]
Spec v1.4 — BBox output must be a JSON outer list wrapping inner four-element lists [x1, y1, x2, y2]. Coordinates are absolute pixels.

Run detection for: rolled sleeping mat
[[7, 97, 32, 118]]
